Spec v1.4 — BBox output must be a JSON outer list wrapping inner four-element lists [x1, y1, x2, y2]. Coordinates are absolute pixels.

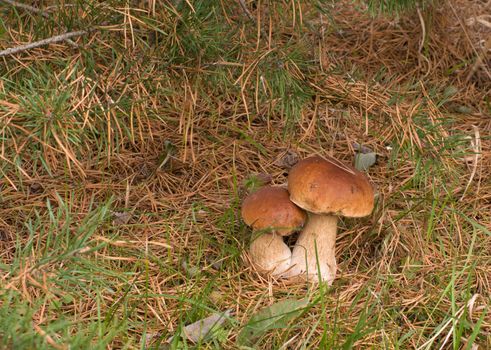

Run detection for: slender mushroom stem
[[284, 213, 338, 284]]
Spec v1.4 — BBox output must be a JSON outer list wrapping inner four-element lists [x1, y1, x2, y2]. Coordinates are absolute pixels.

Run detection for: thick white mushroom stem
[[284, 214, 338, 284], [249, 233, 292, 276]]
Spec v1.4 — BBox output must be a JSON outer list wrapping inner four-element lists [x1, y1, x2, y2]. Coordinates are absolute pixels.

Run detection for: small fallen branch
[[237, 0, 255, 22], [0, 0, 84, 49], [0, 30, 88, 57], [0, 0, 49, 18]]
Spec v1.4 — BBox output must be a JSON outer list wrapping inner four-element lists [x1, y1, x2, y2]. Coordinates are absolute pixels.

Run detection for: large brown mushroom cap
[[288, 156, 374, 217], [241, 186, 306, 236]]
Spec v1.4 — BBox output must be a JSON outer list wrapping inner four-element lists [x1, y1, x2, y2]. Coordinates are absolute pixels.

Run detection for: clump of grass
[[0, 198, 132, 349]]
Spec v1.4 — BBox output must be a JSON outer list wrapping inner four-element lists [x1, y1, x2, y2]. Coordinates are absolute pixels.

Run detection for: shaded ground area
[[0, 0, 490, 348]]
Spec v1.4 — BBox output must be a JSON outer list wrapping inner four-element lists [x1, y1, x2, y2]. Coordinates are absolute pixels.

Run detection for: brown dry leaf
[[275, 150, 299, 169], [255, 172, 273, 185], [29, 182, 44, 194]]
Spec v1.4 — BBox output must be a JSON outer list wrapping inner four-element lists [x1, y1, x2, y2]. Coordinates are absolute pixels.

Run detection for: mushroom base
[[249, 233, 292, 276], [282, 214, 338, 285]]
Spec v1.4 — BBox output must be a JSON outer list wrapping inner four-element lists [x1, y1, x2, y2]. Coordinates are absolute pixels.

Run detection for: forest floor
[[0, 0, 490, 349]]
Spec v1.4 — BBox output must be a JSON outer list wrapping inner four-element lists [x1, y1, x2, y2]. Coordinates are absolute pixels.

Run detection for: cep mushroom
[[284, 156, 374, 284], [241, 186, 306, 276]]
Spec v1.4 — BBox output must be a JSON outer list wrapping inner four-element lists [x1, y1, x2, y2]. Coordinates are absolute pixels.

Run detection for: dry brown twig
[[0, 30, 88, 57], [44, 4, 77, 12], [0, 0, 85, 51], [0, 0, 49, 18], [237, 0, 255, 22], [416, 6, 432, 78]]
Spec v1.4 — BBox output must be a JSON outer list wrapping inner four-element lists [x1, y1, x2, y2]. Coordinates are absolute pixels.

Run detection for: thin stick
[[416, 6, 431, 78], [44, 4, 77, 12], [0, 0, 49, 18], [1, 0, 80, 47], [0, 30, 88, 57], [237, 0, 255, 22], [460, 125, 481, 201]]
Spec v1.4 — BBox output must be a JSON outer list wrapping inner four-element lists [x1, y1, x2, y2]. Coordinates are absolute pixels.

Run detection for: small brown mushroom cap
[[241, 186, 306, 236], [288, 156, 374, 217]]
